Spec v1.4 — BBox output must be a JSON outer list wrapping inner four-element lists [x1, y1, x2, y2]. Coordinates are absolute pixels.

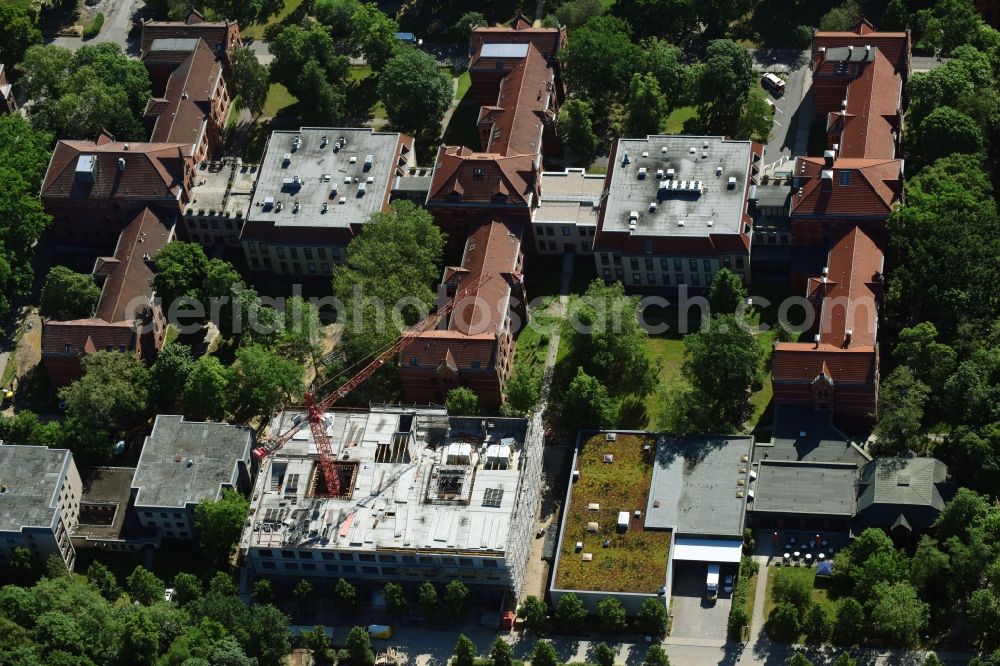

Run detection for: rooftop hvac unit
[[581, 553, 593, 561], [702, 152, 708, 159], [661, 146, 668, 155], [707, 220, 714, 227], [349, 156, 357, 164], [628, 211, 639, 223], [606, 433, 617, 441], [293, 202, 300, 212], [677, 220, 685, 227], [603, 454, 614, 463], [649, 202, 657, 213], [666, 168, 675, 179], [716, 166, 724, 176], [656, 169, 664, 179], [638, 167, 648, 179], [282, 153, 291, 166], [821, 170, 834, 180], [586, 522, 599, 532], [588, 503, 600, 511], [367, 176, 374, 184], [728, 176, 737, 189], [344, 176, 352, 184], [339, 197, 346, 204], [364, 154, 374, 170], [703, 140, 709, 149], [621, 151, 630, 165], [642, 151, 649, 158], [321, 202, 328, 213]]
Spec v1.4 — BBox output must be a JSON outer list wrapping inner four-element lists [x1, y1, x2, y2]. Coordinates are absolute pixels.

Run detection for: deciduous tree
[[194, 488, 250, 563], [228, 345, 304, 420], [626, 72, 668, 136], [874, 367, 930, 454], [453, 635, 476, 666], [558, 98, 598, 164], [445, 387, 480, 415], [637, 598, 668, 637], [597, 597, 628, 632], [127, 566, 165, 606], [39, 267, 100, 320], [231, 45, 269, 118], [518, 596, 548, 632], [378, 48, 452, 137], [183, 355, 230, 420]]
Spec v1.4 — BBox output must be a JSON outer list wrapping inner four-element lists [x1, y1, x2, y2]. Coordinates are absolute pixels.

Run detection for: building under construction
[[240, 405, 544, 598]]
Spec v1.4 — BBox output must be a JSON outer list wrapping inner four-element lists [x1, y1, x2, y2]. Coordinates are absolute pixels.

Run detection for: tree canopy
[[194, 488, 250, 563], [377, 47, 452, 137], [39, 267, 101, 321]]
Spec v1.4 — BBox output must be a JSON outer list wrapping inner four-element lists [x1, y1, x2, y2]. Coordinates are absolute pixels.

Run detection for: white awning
[[672, 538, 743, 563]]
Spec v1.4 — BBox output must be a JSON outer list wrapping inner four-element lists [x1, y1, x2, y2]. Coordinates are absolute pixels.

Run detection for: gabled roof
[[41, 318, 135, 356], [446, 219, 522, 336], [772, 343, 878, 385], [141, 9, 238, 59], [469, 17, 563, 69], [480, 43, 553, 156], [813, 18, 910, 76], [94, 206, 174, 323], [427, 146, 536, 206], [856, 457, 953, 529], [149, 39, 222, 152], [789, 157, 901, 218], [813, 225, 884, 348], [41, 139, 190, 202], [831, 47, 901, 159]]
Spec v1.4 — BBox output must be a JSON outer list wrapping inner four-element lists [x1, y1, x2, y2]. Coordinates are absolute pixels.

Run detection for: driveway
[[752, 50, 812, 170], [48, 0, 138, 53], [669, 562, 733, 641]]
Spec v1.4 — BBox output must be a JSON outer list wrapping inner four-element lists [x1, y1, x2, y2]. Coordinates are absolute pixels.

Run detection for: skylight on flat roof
[[481, 43, 530, 58]]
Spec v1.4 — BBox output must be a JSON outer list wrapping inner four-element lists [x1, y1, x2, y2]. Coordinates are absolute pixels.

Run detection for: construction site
[[239, 405, 545, 600]]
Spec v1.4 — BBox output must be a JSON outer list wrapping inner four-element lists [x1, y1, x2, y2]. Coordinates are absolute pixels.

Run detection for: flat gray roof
[[481, 43, 529, 58], [132, 415, 251, 509], [535, 169, 604, 226], [248, 127, 405, 229], [756, 405, 870, 466], [750, 461, 858, 517], [149, 37, 200, 52], [187, 159, 255, 217], [604, 135, 754, 237], [644, 435, 753, 538], [73, 466, 137, 540], [0, 445, 72, 532]]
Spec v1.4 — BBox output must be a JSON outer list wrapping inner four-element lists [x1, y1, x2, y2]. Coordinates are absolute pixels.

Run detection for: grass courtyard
[[554, 433, 671, 594]]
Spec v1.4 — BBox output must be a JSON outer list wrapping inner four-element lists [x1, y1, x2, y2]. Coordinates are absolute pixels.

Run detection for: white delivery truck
[[762, 72, 786, 96], [706, 564, 720, 602]]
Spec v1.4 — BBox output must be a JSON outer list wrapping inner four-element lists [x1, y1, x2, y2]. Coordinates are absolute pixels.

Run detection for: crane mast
[[253, 273, 492, 496]]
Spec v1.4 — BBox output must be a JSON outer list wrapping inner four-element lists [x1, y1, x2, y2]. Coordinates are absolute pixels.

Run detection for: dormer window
[[471, 360, 481, 369], [64, 344, 72, 353]]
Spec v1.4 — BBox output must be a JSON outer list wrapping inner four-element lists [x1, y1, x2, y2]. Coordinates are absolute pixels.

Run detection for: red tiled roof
[[813, 226, 884, 348], [446, 219, 522, 336], [41, 139, 190, 202], [789, 157, 901, 218], [831, 48, 900, 159], [41, 318, 135, 356], [404, 331, 497, 369], [141, 9, 238, 59], [427, 147, 536, 205], [149, 39, 221, 153], [772, 343, 878, 385], [481, 43, 553, 156], [94, 206, 174, 323], [813, 19, 910, 75], [469, 18, 563, 69]]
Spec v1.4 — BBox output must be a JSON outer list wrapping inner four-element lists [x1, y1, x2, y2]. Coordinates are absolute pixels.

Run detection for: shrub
[[83, 12, 105, 39], [727, 556, 756, 639]]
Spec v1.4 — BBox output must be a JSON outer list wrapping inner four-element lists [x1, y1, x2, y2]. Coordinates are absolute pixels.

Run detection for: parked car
[[163, 588, 176, 604], [723, 575, 735, 594], [762, 72, 786, 96], [706, 564, 720, 602]]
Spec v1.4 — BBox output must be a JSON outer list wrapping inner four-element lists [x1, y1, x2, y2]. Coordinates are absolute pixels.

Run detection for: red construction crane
[[251, 273, 491, 496]]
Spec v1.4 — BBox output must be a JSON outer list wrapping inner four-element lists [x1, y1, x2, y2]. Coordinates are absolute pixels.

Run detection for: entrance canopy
[[672, 538, 743, 563]]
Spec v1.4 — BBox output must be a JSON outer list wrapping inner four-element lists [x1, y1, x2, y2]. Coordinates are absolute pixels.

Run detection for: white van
[[706, 564, 720, 602], [762, 73, 786, 96]]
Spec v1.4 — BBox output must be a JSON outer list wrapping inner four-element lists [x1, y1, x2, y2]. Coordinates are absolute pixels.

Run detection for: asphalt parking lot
[[750, 49, 813, 168], [669, 562, 734, 640]]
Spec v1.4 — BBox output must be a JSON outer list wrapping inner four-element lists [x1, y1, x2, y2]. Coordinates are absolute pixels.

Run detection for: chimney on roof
[[845, 329, 853, 346], [123, 143, 129, 151], [848, 45, 854, 55], [865, 44, 871, 56], [814, 334, 820, 348], [824, 149, 835, 167], [118, 157, 126, 171]]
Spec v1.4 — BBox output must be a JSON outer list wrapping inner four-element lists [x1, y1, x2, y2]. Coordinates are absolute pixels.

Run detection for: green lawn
[[263, 83, 297, 118], [764, 566, 840, 641], [642, 336, 685, 430], [586, 164, 608, 175], [665, 106, 698, 134], [455, 71, 471, 103], [242, 0, 304, 40], [347, 65, 387, 119]]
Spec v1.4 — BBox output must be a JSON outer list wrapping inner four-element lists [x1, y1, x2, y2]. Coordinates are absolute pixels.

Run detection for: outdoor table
[[805, 553, 813, 562], [818, 553, 826, 561], [783, 553, 791, 560], [793, 551, 800, 559]]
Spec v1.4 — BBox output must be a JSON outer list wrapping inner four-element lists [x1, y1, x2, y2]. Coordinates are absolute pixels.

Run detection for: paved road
[[245, 39, 272, 66], [912, 55, 949, 72], [48, 0, 137, 51], [754, 50, 812, 171]]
